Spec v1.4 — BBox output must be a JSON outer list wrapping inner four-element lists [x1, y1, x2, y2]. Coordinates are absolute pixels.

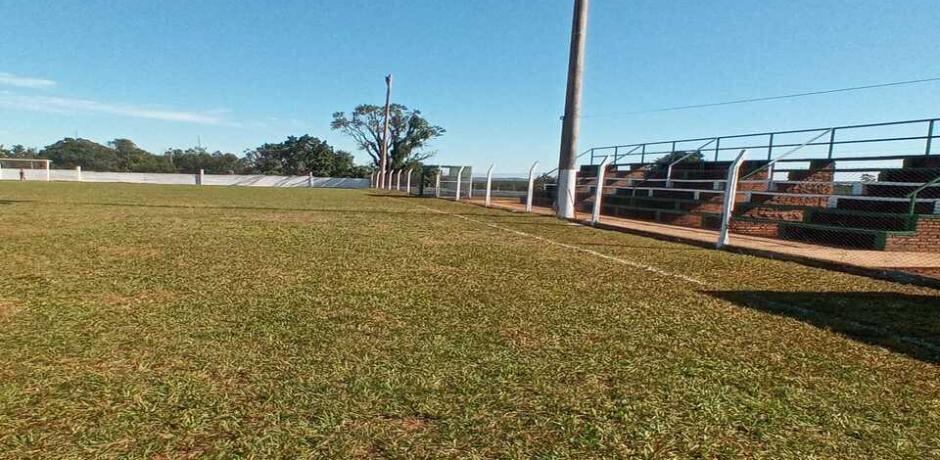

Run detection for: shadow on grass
[[704, 290, 940, 364]]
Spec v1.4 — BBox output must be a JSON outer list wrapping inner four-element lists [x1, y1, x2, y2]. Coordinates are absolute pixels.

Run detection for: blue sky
[[1, 0, 939, 172]]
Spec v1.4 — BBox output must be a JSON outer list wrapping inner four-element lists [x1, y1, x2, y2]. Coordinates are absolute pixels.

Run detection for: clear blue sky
[[1, 0, 939, 172]]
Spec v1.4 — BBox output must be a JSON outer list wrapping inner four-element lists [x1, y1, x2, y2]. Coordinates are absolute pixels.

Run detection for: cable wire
[[581, 76, 940, 119]]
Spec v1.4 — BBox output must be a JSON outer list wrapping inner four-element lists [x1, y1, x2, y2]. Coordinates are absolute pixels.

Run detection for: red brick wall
[[884, 217, 940, 252], [728, 219, 781, 237]]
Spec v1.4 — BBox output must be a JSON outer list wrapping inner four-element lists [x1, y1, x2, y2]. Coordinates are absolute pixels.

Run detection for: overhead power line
[[581, 76, 940, 119]]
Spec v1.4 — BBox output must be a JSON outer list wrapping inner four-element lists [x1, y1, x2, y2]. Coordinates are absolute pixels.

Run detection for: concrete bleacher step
[[864, 183, 940, 199], [877, 167, 940, 183], [777, 222, 899, 250], [836, 198, 937, 214], [805, 209, 918, 232]]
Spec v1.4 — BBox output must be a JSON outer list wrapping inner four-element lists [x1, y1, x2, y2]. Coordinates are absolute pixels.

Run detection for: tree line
[[0, 136, 368, 177], [1, 102, 445, 177]]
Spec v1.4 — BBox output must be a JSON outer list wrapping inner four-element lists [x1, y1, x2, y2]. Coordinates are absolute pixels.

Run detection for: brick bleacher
[[530, 155, 940, 252]]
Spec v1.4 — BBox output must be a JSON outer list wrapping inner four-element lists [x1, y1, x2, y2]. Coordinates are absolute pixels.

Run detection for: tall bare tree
[[331, 104, 445, 170]]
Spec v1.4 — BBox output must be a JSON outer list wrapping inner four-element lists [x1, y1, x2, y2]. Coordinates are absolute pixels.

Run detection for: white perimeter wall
[[0, 168, 369, 188]]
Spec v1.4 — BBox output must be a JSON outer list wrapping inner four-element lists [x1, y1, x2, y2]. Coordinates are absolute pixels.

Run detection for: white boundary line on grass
[[416, 203, 707, 286], [415, 202, 940, 358]]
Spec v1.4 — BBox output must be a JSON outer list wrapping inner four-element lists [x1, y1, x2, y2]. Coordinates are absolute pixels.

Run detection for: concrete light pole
[[379, 74, 393, 189], [556, 0, 589, 219]]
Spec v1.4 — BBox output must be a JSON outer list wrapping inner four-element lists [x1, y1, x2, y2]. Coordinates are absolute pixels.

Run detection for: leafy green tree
[[41, 138, 120, 171], [331, 104, 444, 170], [164, 147, 245, 174], [243, 135, 359, 177], [0, 144, 40, 159], [109, 139, 174, 172]]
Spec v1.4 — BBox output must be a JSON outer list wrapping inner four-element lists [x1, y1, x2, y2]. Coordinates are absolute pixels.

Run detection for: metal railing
[[588, 118, 939, 166], [908, 175, 940, 217]]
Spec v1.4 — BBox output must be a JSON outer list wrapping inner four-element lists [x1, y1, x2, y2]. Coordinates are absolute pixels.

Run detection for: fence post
[[76, 166, 82, 182], [717, 149, 748, 248], [591, 157, 610, 225], [45, 161, 51, 181], [827, 128, 837, 159], [198, 169, 204, 185], [435, 170, 441, 198], [394, 169, 400, 190], [926, 120, 935, 156], [385, 170, 391, 190], [485, 164, 494, 207], [454, 166, 465, 201], [405, 168, 414, 194], [525, 161, 539, 212], [308, 172, 313, 187]]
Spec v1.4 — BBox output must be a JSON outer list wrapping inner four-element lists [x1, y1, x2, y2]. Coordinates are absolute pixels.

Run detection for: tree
[[164, 147, 246, 174], [41, 138, 120, 171], [109, 139, 174, 172], [331, 104, 444, 170], [0, 144, 40, 159], [242, 135, 360, 177]]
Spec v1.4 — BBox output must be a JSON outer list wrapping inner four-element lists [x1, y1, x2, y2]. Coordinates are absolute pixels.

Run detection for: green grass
[[1, 181, 939, 459]]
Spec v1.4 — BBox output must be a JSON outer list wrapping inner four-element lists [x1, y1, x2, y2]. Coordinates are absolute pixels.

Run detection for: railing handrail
[[589, 117, 939, 152], [589, 117, 940, 164], [906, 175, 940, 216], [739, 129, 834, 181]]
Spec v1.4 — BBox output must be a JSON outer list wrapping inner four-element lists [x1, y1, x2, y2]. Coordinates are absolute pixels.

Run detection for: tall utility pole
[[380, 74, 393, 188], [556, 0, 589, 219]]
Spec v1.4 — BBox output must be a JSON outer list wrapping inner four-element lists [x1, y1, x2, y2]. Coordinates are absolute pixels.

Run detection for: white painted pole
[[387, 170, 394, 190], [308, 172, 313, 187], [406, 168, 414, 194], [45, 161, 50, 182], [468, 172, 473, 199], [717, 149, 748, 249], [435, 170, 441, 198], [396, 169, 403, 191], [370, 171, 376, 188], [591, 157, 610, 225], [526, 161, 539, 212], [455, 166, 465, 201], [485, 164, 494, 207], [198, 169, 205, 185], [76, 166, 82, 182]]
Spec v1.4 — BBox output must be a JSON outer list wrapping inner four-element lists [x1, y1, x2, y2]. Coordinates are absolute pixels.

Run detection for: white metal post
[[370, 171, 376, 188], [435, 170, 441, 198], [717, 149, 748, 249], [455, 166, 465, 201], [76, 166, 82, 182], [485, 164, 494, 207], [308, 172, 314, 187], [405, 168, 414, 194], [198, 169, 205, 185], [396, 169, 403, 191], [387, 170, 394, 190], [591, 157, 610, 225], [525, 161, 539, 212], [45, 161, 50, 181]]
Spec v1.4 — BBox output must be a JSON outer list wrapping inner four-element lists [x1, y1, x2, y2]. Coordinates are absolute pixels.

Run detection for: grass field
[[1, 182, 939, 459]]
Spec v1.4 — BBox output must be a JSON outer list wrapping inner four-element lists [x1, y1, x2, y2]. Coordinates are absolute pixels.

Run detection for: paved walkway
[[466, 198, 940, 274]]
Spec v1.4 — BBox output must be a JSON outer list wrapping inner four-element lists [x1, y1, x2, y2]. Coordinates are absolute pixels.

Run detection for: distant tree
[[0, 144, 40, 159], [164, 147, 245, 174], [109, 139, 174, 172], [41, 138, 119, 171], [331, 104, 445, 170], [243, 135, 360, 177]]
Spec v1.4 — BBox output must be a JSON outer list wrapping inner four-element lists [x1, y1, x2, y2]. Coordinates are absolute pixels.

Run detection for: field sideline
[[1, 182, 938, 458]]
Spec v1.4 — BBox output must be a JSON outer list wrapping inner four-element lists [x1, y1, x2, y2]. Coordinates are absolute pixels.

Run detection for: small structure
[[0, 158, 51, 181]]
